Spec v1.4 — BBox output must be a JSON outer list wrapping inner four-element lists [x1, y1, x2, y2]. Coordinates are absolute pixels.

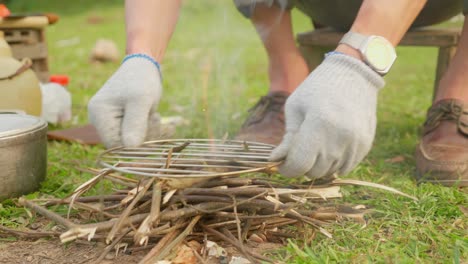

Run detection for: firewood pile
[[15, 140, 417, 264]]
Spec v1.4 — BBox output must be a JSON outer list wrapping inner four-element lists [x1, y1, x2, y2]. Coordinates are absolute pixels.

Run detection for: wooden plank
[[400, 29, 461, 47], [3, 29, 41, 44], [31, 59, 49, 71], [34, 70, 50, 83], [10, 42, 48, 59], [299, 45, 333, 71], [298, 27, 461, 47], [0, 17, 48, 29]]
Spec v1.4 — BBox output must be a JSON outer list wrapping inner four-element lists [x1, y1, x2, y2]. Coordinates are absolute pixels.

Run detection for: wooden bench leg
[[434, 46, 457, 101], [299, 45, 334, 72]]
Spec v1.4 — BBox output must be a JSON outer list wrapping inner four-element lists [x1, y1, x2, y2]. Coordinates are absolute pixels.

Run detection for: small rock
[[87, 15, 105, 24], [187, 240, 202, 252], [90, 39, 120, 63], [29, 223, 41, 230], [248, 233, 264, 243], [172, 244, 197, 264], [229, 256, 251, 264], [104, 253, 115, 260], [205, 240, 227, 258], [25, 255, 33, 262]]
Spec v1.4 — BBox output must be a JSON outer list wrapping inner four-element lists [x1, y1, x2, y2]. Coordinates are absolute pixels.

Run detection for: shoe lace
[[241, 93, 287, 127], [424, 100, 467, 135]]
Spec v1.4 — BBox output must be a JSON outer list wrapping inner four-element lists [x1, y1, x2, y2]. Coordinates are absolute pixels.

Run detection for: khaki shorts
[[234, 0, 468, 27]]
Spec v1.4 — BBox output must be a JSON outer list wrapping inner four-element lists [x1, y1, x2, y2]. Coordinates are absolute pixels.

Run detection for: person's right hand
[[269, 53, 385, 179], [88, 54, 162, 148]]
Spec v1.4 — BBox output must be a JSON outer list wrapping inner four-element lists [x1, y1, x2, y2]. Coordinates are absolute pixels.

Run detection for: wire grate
[[98, 139, 279, 179]]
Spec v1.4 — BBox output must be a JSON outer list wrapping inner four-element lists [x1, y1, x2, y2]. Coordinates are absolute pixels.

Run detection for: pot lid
[[0, 112, 47, 138]]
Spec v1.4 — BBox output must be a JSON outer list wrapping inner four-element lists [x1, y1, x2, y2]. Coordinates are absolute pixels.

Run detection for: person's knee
[[233, 0, 293, 18]]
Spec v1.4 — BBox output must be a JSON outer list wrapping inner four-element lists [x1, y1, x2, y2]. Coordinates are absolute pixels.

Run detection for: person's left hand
[[269, 54, 385, 179]]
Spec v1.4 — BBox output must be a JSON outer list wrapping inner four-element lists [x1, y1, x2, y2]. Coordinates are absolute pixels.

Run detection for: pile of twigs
[[17, 167, 417, 264]]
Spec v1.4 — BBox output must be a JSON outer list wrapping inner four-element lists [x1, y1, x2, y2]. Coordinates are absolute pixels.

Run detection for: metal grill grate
[[98, 139, 279, 179]]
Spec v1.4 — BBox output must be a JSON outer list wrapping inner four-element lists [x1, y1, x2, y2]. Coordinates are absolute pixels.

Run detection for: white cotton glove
[[270, 53, 385, 179], [88, 54, 162, 148]]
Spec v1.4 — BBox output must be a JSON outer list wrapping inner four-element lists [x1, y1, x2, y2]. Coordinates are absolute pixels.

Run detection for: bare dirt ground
[[0, 239, 144, 264], [0, 238, 283, 264]]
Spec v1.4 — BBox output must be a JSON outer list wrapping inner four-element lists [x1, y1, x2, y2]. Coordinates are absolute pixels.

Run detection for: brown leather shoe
[[235, 91, 289, 145], [415, 99, 468, 187]]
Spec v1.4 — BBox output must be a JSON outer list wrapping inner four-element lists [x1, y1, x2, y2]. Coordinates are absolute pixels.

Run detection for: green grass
[[1, 0, 467, 263]]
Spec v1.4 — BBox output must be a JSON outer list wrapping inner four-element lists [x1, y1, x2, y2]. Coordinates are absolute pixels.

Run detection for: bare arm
[[336, 0, 427, 58], [125, 0, 182, 61]]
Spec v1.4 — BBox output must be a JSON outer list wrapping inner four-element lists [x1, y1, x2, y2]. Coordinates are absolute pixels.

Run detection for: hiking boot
[[235, 91, 289, 145], [415, 99, 468, 187]]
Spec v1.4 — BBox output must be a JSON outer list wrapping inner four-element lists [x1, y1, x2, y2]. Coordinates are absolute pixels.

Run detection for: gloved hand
[[88, 54, 162, 148], [270, 53, 385, 179]]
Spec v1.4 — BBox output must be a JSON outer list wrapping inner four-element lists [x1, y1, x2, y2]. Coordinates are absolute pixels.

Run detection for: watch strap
[[339, 31, 368, 50]]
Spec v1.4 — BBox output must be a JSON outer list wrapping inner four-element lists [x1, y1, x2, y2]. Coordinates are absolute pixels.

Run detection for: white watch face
[[363, 36, 396, 72]]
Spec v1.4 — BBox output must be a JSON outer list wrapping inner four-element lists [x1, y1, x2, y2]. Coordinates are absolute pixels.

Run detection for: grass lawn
[[1, 0, 467, 263]]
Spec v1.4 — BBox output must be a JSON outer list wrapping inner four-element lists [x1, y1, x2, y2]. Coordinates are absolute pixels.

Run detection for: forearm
[[125, 0, 181, 61], [336, 0, 427, 58]]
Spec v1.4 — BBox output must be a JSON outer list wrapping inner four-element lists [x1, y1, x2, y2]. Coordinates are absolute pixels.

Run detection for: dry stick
[[106, 177, 156, 243], [221, 227, 256, 263], [135, 181, 163, 245], [19, 198, 75, 229], [230, 195, 243, 245], [211, 216, 296, 230], [182, 187, 270, 197], [241, 211, 255, 241], [70, 201, 119, 219], [171, 141, 190, 153], [134, 144, 175, 245], [78, 202, 228, 233], [127, 244, 158, 253], [104, 175, 138, 188], [148, 222, 185, 236], [198, 177, 253, 188], [42, 195, 128, 206], [0, 225, 60, 239], [221, 227, 266, 264], [200, 178, 297, 189], [202, 225, 268, 264], [266, 230, 295, 238], [191, 244, 208, 264], [150, 215, 202, 263], [78, 167, 139, 184], [79, 213, 148, 233], [68, 168, 114, 218], [184, 195, 330, 237], [93, 228, 132, 264], [205, 220, 239, 228], [20, 192, 178, 242], [214, 212, 285, 220], [128, 200, 151, 217], [177, 191, 269, 214], [178, 194, 325, 224], [138, 221, 183, 264]]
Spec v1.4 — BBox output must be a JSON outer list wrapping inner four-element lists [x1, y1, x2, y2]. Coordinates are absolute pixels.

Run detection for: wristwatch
[[339, 31, 397, 75]]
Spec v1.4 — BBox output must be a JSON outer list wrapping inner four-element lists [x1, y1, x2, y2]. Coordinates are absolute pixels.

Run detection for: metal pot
[[296, 0, 463, 31], [0, 112, 47, 200]]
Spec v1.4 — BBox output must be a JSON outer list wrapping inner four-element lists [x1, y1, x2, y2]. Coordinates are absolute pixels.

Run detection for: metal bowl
[[0, 112, 47, 200], [296, 0, 463, 31]]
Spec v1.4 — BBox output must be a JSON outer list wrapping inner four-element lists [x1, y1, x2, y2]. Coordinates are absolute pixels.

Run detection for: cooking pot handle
[[0, 110, 27, 115], [0, 58, 33, 80]]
